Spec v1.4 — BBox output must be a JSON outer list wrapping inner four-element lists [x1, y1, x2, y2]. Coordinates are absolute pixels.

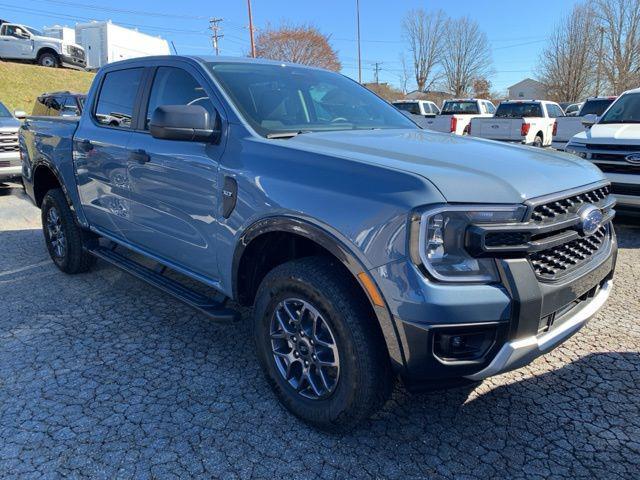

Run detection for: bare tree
[[594, 0, 640, 94], [402, 9, 446, 92], [537, 2, 599, 102], [255, 24, 341, 71], [397, 55, 411, 94], [441, 17, 492, 96]]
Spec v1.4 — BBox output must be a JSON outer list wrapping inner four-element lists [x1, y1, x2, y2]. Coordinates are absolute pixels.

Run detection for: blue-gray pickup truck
[[20, 56, 617, 431]]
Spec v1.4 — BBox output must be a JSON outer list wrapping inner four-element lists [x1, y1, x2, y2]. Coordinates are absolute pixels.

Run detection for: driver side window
[[145, 67, 215, 129]]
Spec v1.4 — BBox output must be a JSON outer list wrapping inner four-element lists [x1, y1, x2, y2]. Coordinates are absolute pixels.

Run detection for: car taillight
[[552, 121, 558, 136], [521, 123, 530, 136], [450, 116, 458, 133]]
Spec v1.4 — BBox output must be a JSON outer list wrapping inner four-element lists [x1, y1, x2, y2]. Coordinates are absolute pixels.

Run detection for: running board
[[89, 245, 240, 323]]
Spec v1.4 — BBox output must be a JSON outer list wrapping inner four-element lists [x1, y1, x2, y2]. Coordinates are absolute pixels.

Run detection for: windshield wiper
[[266, 130, 310, 139]]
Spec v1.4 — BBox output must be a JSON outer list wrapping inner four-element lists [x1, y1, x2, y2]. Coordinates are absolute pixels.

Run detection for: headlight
[[411, 205, 525, 283], [565, 143, 588, 158]]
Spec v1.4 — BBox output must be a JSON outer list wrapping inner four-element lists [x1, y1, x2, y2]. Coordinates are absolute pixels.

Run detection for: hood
[[283, 129, 605, 203], [573, 123, 640, 144], [0, 116, 20, 129]]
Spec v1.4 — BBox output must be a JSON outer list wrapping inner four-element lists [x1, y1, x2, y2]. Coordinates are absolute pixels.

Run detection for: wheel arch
[[36, 47, 61, 62], [232, 216, 406, 370], [32, 163, 76, 216]]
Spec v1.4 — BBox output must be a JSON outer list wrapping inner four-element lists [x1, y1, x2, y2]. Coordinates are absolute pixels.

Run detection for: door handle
[[130, 149, 151, 164]]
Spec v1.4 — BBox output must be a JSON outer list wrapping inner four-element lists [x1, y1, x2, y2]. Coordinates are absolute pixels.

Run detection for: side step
[[89, 245, 240, 322]]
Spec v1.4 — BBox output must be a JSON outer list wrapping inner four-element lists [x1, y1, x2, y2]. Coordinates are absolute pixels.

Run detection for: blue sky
[[4, 0, 577, 93]]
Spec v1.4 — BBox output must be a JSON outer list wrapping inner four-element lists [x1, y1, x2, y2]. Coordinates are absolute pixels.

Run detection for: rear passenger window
[[145, 67, 215, 129], [94, 68, 143, 129], [485, 102, 496, 114], [547, 104, 564, 118]]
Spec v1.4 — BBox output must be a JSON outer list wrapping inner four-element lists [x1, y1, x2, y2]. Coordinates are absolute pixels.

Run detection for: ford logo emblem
[[577, 204, 604, 236], [625, 153, 640, 164]]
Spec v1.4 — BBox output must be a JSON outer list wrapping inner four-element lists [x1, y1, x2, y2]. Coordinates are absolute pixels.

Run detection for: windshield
[[580, 98, 615, 117], [393, 102, 420, 115], [207, 62, 417, 136], [599, 93, 640, 124], [0, 102, 11, 117], [495, 102, 543, 118], [25, 26, 43, 36], [441, 101, 479, 115]]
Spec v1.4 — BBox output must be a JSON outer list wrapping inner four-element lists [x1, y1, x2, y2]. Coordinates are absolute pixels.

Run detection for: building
[[43, 25, 76, 44], [75, 21, 170, 69], [507, 78, 548, 100]]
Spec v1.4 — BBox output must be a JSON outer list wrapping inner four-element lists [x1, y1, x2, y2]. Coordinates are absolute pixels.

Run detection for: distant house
[[507, 78, 548, 100]]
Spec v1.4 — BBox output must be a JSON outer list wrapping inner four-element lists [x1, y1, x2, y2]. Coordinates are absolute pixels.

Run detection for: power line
[[28, 0, 208, 20], [209, 18, 224, 55]]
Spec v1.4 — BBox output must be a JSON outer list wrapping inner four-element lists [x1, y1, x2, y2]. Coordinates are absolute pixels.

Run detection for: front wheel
[[253, 257, 394, 432], [37, 52, 60, 68], [41, 188, 96, 273]]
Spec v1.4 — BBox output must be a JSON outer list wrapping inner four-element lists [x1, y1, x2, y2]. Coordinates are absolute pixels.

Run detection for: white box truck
[[75, 21, 170, 69]]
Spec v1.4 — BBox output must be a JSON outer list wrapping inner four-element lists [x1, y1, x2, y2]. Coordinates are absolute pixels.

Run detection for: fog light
[[433, 326, 498, 362]]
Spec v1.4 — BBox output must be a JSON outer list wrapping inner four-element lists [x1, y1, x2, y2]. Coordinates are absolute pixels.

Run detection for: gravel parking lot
[[0, 181, 639, 479]]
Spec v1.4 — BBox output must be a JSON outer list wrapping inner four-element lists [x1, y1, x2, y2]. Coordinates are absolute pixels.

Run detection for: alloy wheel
[[270, 298, 340, 400], [46, 206, 66, 258]]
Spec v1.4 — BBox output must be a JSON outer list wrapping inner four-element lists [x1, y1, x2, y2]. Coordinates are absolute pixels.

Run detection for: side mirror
[[13, 110, 26, 120], [149, 105, 221, 143], [582, 114, 598, 128]]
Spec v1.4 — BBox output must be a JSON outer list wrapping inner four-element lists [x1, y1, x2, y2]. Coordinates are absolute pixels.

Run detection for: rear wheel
[[41, 188, 96, 273], [253, 257, 394, 431], [37, 52, 59, 68], [533, 135, 543, 147]]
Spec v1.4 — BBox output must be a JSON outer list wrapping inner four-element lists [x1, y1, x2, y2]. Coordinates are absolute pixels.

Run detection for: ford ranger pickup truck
[[552, 97, 616, 151], [566, 89, 640, 213], [423, 98, 495, 135], [20, 56, 617, 431], [471, 100, 564, 147]]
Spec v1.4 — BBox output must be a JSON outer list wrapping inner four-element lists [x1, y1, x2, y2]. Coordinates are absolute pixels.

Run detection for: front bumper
[[372, 223, 617, 384], [466, 278, 612, 380], [0, 151, 22, 179], [61, 54, 86, 70]]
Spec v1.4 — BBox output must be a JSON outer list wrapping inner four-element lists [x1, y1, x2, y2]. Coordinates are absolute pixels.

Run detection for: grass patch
[[0, 61, 95, 113]]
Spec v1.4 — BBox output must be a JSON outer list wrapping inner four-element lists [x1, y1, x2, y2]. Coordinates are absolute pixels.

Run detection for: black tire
[[253, 257, 394, 432], [533, 135, 543, 147], [37, 52, 59, 68], [41, 188, 96, 274]]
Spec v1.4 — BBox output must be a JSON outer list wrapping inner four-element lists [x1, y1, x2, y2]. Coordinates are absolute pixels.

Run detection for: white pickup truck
[[551, 97, 617, 151], [470, 100, 563, 147], [392, 100, 440, 117], [565, 89, 640, 212], [423, 98, 495, 135], [0, 20, 86, 69]]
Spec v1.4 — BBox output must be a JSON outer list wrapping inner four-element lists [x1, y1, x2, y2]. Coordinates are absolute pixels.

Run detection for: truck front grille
[[468, 183, 615, 282], [530, 185, 610, 222], [529, 226, 608, 278], [0, 131, 19, 152]]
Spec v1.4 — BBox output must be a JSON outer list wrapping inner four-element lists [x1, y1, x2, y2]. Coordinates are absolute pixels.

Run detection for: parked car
[[32, 92, 86, 117], [392, 100, 440, 117], [20, 56, 617, 431], [0, 101, 23, 181], [564, 103, 583, 116], [0, 20, 86, 69], [470, 100, 564, 147], [566, 89, 640, 212], [423, 98, 495, 135], [552, 97, 617, 150]]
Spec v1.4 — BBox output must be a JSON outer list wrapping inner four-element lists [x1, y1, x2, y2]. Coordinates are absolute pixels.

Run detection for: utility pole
[[247, 0, 256, 58], [595, 26, 605, 96], [356, 0, 362, 83], [373, 62, 382, 84], [209, 18, 224, 55]]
